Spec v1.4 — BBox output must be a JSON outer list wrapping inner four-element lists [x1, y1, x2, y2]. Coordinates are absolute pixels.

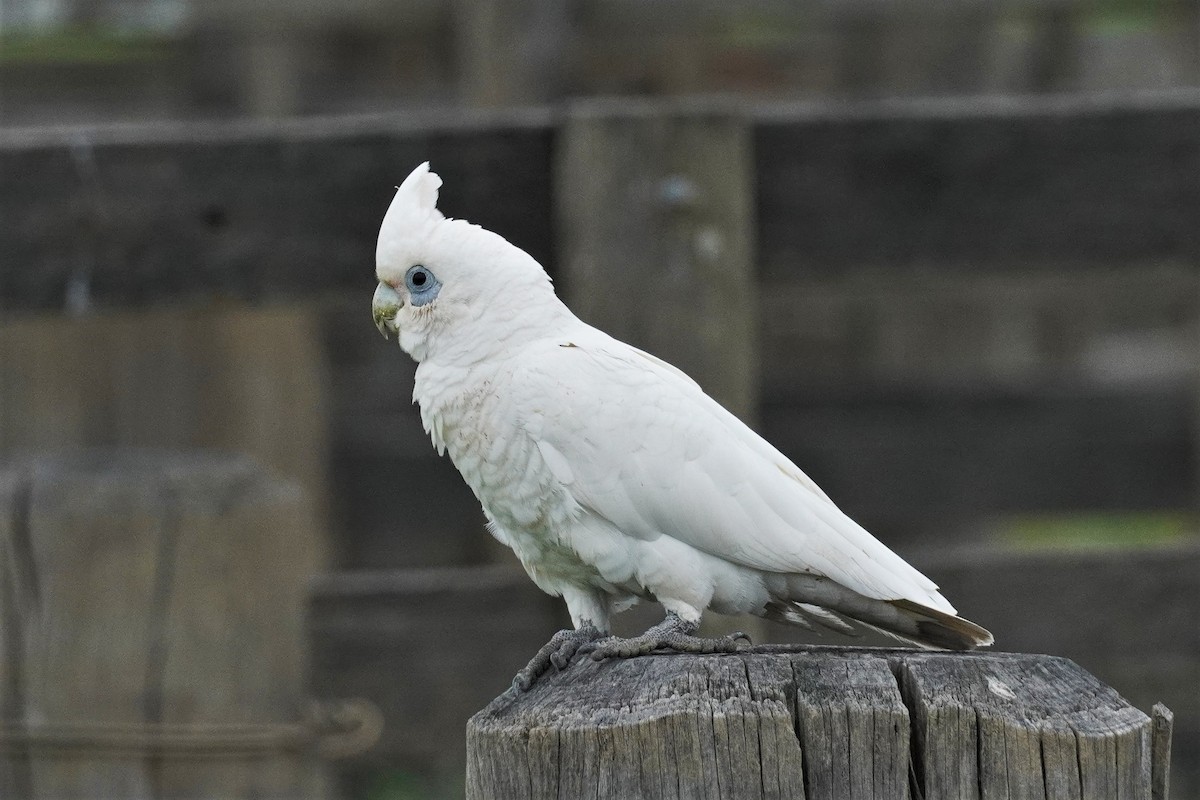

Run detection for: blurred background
[[2, 1, 1199, 798]]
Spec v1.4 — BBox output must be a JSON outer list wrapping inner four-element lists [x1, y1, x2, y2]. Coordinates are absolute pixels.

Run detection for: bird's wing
[[512, 331, 955, 614]]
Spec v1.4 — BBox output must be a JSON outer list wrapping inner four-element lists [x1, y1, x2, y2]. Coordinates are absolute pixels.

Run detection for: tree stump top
[[467, 646, 1171, 800]]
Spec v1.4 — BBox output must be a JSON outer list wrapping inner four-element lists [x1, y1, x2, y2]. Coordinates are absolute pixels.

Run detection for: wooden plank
[[555, 97, 758, 418], [3, 456, 162, 798], [1151, 704, 1173, 800], [0, 112, 554, 313], [6, 95, 1200, 313], [753, 93, 1200, 280], [0, 453, 327, 799], [0, 462, 154, 800], [756, 266, 1199, 392], [759, 384, 1194, 542], [467, 648, 1162, 800], [155, 456, 327, 797], [0, 470, 35, 799], [453, 0, 573, 107]]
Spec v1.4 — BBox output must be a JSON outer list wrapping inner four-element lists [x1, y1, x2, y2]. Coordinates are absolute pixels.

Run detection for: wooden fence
[[3, 92, 1198, 559], [5, 1, 1199, 125], [3, 92, 1199, 796]]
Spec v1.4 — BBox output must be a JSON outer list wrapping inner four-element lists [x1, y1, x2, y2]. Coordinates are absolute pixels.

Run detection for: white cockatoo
[[373, 163, 992, 689]]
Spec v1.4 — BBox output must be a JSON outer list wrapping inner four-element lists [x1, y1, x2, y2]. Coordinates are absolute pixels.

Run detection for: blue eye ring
[[405, 264, 441, 306]]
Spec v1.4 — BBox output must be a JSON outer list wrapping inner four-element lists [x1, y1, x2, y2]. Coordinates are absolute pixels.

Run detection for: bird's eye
[[405, 265, 441, 306]]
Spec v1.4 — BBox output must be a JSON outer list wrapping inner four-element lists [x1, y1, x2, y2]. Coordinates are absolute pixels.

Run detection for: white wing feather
[[513, 329, 956, 615]]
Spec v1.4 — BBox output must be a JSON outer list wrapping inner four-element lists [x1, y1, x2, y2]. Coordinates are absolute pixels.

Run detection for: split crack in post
[[741, 657, 772, 800], [887, 656, 927, 799]]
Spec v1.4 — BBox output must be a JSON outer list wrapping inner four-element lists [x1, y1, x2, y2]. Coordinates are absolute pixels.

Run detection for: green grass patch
[[360, 768, 466, 800], [1083, 5, 1163, 35], [998, 511, 1196, 551], [0, 28, 172, 66]]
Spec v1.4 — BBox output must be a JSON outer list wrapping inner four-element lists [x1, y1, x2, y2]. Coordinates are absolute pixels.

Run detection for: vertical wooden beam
[[554, 100, 760, 641], [555, 99, 758, 421], [453, 0, 510, 107], [1152, 703, 1173, 800], [454, 0, 575, 108], [241, 26, 305, 119]]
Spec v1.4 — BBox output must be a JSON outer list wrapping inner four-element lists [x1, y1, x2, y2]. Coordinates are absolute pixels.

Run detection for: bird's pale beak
[[372, 282, 403, 339]]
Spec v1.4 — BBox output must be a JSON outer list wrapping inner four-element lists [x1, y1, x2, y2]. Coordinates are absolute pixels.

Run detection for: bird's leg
[[511, 625, 605, 692], [580, 611, 752, 661]]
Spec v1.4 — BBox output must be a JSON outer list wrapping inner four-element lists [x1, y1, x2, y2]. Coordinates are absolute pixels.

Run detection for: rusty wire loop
[[0, 698, 382, 760]]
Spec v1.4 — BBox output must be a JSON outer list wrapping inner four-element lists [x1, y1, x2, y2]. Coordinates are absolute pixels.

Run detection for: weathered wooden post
[[555, 97, 757, 420], [0, 452, 346, 799], [466, 647, 1172, 799]]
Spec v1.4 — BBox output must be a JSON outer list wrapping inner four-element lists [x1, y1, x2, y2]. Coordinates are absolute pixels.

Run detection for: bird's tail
[[861, 599, 994, 650], [763, 576, 993, 651]]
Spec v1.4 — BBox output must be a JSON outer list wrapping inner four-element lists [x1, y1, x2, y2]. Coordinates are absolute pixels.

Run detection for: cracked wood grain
[[467, 647, 1167, 800]]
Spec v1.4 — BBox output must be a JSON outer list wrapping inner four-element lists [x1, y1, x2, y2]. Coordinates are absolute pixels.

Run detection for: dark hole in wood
[[201, 204, 228, 230]]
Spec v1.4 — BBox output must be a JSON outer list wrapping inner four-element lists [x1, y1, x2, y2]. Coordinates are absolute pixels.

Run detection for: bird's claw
[[549, 647, 574, 671], [725, 630, 754, 648], [511, 625, 605, 692], [580, 629, 753, 661], [577, 610, 753, 662]]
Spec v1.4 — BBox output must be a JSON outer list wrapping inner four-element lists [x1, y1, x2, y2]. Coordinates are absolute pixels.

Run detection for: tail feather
[[796, 602, 858, 635], [769, 573, 994, 651], [764, 600, 859, 636], [887, 598, 994, 650]]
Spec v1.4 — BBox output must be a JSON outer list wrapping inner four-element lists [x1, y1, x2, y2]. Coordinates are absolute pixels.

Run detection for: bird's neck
[[418, 293, 579, 369], [411, 296, 582, 445]]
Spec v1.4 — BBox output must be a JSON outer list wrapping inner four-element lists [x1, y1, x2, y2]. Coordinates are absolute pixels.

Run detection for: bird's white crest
[[376, 161, 445, 271], [372, 162, 565, 365]]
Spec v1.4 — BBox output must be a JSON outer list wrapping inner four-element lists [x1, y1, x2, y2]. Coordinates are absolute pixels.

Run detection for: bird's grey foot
[[511, 625, 604, 692], [580, 612, 752, 661]]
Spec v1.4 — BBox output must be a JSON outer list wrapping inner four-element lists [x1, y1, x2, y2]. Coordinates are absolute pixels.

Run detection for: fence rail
[[4, 91, 1200, 313]]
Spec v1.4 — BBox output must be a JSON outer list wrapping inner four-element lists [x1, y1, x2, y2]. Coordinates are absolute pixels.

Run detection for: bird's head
[[372, 162, 564, 364]]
